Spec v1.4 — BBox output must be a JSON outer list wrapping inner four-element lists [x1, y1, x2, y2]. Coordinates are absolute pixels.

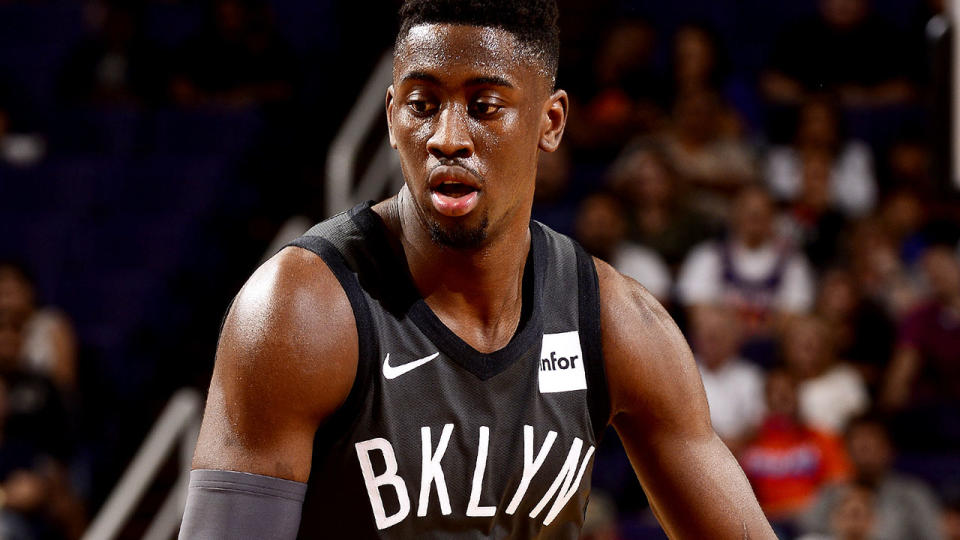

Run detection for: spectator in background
[[777, 148, 849, 269], [883, 133, 937, 195], [878, 188, 929, 266], [579, 492, 621, 540], [564, 17, 664, 159], [668, 21, 760, 132], [677, 187, 815, 365], [800, 414, 943, 540], [170, 0, 296, 107], [574, 192, 671, 303], [766, 96, 877, 218], [0, 378, 46, 540], [531, 144, 577, 237], [846, 218, 923, 320], [945, 499, 960, 540], [670, 22, 729, 98], [691, 305, 764, 453], [814, 269, 895, 392], [883, 245, 960, 448], [762, 0, 915, 107], [0, 85, 44, 168], [58, 2, 165, 106], [740, 369, 850, 521], [798, 483, 877, 540], [0, 263, 76, 393], [660, 89, 757, 221], [608, 141, 718, 270], [0, 311, 83, 539], [782, 316, 869, 435]]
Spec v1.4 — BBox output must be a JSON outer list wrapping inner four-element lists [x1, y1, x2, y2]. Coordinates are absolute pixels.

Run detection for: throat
[[427, 253, 534, 354], [376, 191, 536, 353]]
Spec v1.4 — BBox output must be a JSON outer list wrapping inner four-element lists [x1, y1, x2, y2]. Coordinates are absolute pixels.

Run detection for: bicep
[[599, 262, 774, 538], [192, 247, 358, 482]]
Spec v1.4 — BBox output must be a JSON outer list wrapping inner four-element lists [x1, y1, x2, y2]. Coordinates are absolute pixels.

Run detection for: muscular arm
[[182, 246, 358, 535], [597, 260, 774, 539]]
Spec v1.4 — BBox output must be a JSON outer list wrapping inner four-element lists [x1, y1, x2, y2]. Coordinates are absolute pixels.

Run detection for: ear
[[538, 89, 568, 153], [386, 85, 397, 149]]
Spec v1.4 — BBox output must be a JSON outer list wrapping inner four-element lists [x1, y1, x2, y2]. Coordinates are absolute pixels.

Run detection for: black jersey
[[288, 202, 609, 539]]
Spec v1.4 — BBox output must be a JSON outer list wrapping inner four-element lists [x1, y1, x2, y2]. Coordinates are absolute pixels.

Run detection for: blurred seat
[[148, 108, 263, 157], [0, 210, 70, 301], [142, 3, 205, 51], [120, 154, 228, 215], [48, 108, 144, 156], [0, 3, 87, 126], [269, 0, 339, 55]]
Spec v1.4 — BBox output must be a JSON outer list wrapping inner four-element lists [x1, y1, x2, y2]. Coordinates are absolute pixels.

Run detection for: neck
[[737, 237, 769, 251], [378, 190, 532, 353]]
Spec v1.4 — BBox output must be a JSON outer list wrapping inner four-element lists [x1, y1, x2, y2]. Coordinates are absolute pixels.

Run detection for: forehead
[[394, 23, 547, 86]]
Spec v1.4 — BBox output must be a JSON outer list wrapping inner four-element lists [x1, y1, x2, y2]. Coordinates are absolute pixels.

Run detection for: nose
[[427, 104, 474, 160]]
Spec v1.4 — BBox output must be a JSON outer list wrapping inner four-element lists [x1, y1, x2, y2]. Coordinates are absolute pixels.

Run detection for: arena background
[[0, 0, 959, 538]]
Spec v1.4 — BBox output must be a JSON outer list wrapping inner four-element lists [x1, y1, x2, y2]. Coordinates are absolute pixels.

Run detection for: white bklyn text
[[354, 424, 595, 530]]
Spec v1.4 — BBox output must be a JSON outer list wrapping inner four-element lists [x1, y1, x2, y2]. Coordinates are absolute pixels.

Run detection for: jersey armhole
[[573, 241, 611, 442], [285, 236, 375, 443]]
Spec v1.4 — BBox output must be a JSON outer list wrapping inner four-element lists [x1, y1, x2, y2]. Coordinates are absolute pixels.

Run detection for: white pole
[[82, 389, 202, 540]]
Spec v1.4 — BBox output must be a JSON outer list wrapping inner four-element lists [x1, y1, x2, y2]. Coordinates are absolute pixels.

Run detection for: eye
[[470, 100, 504, 117], [407, 97, 437, 115]]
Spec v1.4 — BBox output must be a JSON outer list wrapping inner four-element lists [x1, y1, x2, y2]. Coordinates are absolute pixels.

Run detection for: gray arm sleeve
[[178, 469, 308, 540]]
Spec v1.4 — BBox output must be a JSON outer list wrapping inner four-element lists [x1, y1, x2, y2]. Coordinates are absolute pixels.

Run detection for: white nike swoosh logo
[[382, 352, 440, 380]]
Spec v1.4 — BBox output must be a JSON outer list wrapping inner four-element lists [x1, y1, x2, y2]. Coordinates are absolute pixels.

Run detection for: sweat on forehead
[[394, 24, 553, 86]]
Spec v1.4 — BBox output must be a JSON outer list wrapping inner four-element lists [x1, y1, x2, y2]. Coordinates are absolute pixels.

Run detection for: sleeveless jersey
[[287, 202, 609, 539]]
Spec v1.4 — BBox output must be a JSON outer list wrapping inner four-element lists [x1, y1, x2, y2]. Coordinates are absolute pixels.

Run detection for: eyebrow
[[400, 71, 515, 89]]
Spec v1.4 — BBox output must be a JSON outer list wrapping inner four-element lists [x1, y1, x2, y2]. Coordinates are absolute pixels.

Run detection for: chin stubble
[[426, 212, 490, 250]]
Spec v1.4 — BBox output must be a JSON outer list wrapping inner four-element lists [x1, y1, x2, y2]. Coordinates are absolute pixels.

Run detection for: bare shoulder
[[593, 258, 709, 432], [193, 245, 358, 480]]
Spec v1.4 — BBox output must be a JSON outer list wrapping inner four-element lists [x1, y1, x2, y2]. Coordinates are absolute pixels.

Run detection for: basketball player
[[179, 1, 775, 538]]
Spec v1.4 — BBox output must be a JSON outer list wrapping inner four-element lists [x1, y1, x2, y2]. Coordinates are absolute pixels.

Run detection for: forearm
[[619, 424, 774, 539]]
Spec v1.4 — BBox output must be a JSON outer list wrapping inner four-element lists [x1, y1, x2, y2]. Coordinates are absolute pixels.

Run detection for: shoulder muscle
[[193, 245, 358, 481], [596, 258, 710, 436]]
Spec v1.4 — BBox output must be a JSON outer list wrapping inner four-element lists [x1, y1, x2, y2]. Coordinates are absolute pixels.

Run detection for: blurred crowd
[[559, 0, 960, 539], [0, 263, 83, 539], [0, 0, 959, 538]]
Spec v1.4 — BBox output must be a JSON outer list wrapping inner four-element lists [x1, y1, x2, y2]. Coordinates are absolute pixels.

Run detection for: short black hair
[[844, 411, 891, 440], [396, 0, 560, 83], [0, 259, 34, 287]]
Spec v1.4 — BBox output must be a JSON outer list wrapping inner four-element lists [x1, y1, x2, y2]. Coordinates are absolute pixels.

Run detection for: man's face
[[831, 485, 875, 539], [846, 423, 892, 481], [821, 0, 868, 29], [574, 194, 626, 258], [732, 189, 774, 249], [765, 371, 798, 418], [0, 311, 24, 369], [784, 318, 829, 379], [388, 24, 566, 249], [692, 307, 741, 369], [922, 247, 960, 300]]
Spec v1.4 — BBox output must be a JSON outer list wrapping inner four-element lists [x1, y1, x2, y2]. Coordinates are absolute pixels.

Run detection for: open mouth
[[428, 165, 482, 217], [432, 181, 478, 198]]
